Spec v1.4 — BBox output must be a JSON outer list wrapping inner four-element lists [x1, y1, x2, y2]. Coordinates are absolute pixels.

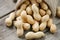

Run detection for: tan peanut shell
[[26, 6, 32, 15], [41, 2, 48, 10], [5, 18, 12, 27], [25, 31, 45, 39], [56, 7, 60, 17], [16, 9, 22, 17], [39, 22, 47, 31], [17, 28, 24, 37], [47, 18, 53, 28], [50, 24, 57, 33], [5, 12, 15, 27], [21, 10, 27, 23], [23, 23, 30, 30], [32, 21, 39, 32], [46, 9, 51, 16], [27, 15, 35, 24], [33, 13, 41, 21], [9, 12, 16, 20], [20, 0, 30, 10], [32, 4, 39, 14], [37, 0, 42, 3], [16, 16, 22, 21], [30, 0, 39, 6], [14, 20, 24, 36], [41, 15, 49, 22], [14, 20, 23, 28], [40, 9, 46, 16], [32, 4, 41, 21]]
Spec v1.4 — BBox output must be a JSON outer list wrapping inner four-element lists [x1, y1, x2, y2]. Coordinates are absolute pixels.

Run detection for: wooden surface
[[0, 0, 60, 40], [0, 0, 15, 18]]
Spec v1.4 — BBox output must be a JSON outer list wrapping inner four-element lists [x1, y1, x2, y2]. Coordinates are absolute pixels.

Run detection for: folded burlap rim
[[15, 0, 60, 24]]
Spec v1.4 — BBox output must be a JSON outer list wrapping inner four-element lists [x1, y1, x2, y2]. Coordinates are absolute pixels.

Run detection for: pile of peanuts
[[5, 0, 57, 39]]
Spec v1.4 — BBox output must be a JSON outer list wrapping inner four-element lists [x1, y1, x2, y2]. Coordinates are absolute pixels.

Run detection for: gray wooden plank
[[0, 0, 15, 18]]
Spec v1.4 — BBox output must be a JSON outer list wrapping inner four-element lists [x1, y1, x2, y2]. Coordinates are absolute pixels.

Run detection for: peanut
[[40, 9, 46, 16], [30, 0, 39, 6], [23, 23, 30, 30], [39, 22, 47, 31], [14, 20, 23, 28], [50, 24, 57, 33], [26, 6, 32, 15], [56, 7, 60, 17], [32, 4, 41, 21], [41, 2, 48, 10], [25, 31, 45, 39], [32, 21, 39, 32], [37, 0, 42, 3], [47, 18, 53, 28], [21, 10, 27, 23], [46, 9, 51, 16], [5, 18, 12, 27], [27, 15, 35, 24], [14, 20, 24, 36], [9, 12, 16, 20], [17, 27, 24, 37], [16, 16, 22, 20], [41, 15, 49, 22], [5, 12, 15, 27]]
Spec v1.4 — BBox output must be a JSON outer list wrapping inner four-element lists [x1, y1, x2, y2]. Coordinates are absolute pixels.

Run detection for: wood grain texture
[[0, 0, 15, 18]]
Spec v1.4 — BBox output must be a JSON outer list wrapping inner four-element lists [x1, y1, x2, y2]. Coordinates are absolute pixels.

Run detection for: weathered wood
[[0, 0, 15, 18]]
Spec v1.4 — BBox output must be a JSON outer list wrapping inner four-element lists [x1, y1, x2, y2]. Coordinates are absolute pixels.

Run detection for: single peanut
[[5, 12, 15, 27], [30, 0, 39, 6], [21, 10, 27, 23], [14, 20, 23, 28], [47, 18, 53, 28], [17, 27, 24, 37], [5, 18, 12, 27], [40, 2, 48, 10], [40, 9, 46, 16], [32, 4, 41, 21], [56, 7, 60, 17], [27, 15, 35, 24], [41, 15, 49, 22], [39, 22, 47, 31], [32, 21, 39, 32], [26, 6, 32, 15], [46, 9, 51, 16], [25, 31, 45, 39], [14, 20, 24, 36], [9, 12, 16, 20], [50, 24, 57, 33], [16, 16, 22, 21], [23, 23, 30, 30], [37, 0, 42, 3]]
